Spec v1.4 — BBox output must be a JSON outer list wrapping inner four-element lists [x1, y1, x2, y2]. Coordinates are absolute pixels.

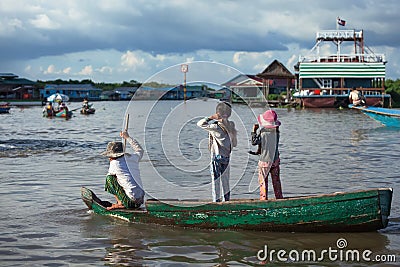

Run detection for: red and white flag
[[337, 17, 346, 26]]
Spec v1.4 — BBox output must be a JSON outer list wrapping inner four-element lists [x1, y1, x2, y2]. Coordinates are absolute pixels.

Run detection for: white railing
[[299, 53, 385, 63], [316, 30, 363, 40]]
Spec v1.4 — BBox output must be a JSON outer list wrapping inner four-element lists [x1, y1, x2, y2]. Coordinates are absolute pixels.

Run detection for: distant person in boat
[[58, 102, 69, 114], [349, 87, 366, 107], [101, 130, 145, 210], [43, 102, 54, 116], [251, 109, 283, 200], [81, 97, 90, 114], [82, 97, 90, 109], [197, 102, 237, 202], [52, 98, 61, 112]]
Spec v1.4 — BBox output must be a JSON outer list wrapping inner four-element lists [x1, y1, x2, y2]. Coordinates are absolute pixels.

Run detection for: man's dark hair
[[216, 102, 232, 118]]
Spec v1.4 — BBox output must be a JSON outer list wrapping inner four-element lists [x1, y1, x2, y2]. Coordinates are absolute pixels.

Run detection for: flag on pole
[[337, 17, 346, 26]]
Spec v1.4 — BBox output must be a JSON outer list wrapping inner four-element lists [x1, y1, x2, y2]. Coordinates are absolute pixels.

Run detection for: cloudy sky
[[1, 0, 400, 83]]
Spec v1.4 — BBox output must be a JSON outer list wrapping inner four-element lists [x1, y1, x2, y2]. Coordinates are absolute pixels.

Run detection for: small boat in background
[[81, 187, 393, 232], [80, 104, 96, 115], [43, 102, 72, 119], [80, 98, 95, 115], [0, 102, 11, 113], [43, 108, 73, 119], [349, 104, 400, 128]]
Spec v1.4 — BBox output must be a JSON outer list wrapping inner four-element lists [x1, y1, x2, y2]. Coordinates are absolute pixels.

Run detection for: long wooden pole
[[123, 113, 129, 152]]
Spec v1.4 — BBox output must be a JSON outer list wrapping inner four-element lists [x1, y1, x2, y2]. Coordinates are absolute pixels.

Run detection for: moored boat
[[0, 102, 11, 113], [349, 104, 400, 127], [294, 25, 390, 108], [81, 187, 393, 232]]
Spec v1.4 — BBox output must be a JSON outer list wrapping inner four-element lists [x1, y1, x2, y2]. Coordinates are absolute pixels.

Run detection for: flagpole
[[336, 17, 339, 31]]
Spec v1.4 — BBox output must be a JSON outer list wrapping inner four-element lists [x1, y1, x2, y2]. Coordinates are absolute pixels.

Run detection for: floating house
[[41, 84, 102, 101], [0, 73, 38, 100], [257, 60, 295, 103], [207, 87, 231, 102], [223, 60, 295, 105], [133, 85, 207, 100], [100, 87, 138, 100], [222, 74, 264, 104], [115, 87, 138, 100], [162, 84, 207, 100], [294, 28, 390, 108]]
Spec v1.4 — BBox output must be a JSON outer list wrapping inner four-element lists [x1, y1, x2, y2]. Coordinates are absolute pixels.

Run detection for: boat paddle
[[69, 107, 82, 112], [123, 113, 129, 152]]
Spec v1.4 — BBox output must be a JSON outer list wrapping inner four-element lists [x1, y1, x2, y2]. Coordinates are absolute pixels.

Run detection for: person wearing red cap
[[251, 109, 283, 200]]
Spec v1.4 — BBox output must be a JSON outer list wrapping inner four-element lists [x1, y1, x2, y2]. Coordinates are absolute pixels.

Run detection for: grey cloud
[[1, 0, 400, 77]]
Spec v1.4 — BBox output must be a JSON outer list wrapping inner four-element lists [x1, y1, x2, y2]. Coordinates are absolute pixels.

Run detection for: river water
[[0, 100, 399, 266]]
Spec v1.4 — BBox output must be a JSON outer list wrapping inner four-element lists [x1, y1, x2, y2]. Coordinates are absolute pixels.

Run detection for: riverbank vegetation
[[36, 79, 142, 91], [385, 79, 400, 107]]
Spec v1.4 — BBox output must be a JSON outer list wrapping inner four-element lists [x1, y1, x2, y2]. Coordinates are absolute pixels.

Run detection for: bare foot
[[106, 203, 125, 210]]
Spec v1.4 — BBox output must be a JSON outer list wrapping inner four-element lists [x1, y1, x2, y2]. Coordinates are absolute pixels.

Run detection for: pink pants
[[258, 159, 283, 200]]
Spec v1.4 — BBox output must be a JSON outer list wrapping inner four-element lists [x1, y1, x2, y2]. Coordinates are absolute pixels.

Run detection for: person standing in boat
[[197, 102, 237, 202], [251, 109, 283, 200], [101, 130, 145, 210]]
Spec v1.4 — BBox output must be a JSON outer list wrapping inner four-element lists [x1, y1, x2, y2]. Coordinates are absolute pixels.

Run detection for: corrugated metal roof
[[0, 78, 36, 85], [0, 73, 18, 79], [44, 84, 101, 91]]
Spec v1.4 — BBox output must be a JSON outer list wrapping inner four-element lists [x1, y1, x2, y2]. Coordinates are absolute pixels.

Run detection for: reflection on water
[[350, 129, 369, 144], [0, 101, 399, 266], [99, 220, 393, 266]]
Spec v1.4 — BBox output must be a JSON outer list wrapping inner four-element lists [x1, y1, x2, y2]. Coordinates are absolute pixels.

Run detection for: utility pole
[[181, 64, 188, 102]]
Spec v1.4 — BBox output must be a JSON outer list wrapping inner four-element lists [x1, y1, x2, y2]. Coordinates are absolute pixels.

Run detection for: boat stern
[[81, 187, 95, 210]]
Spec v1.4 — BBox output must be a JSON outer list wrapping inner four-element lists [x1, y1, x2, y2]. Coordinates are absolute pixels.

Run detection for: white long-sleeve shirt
[[107, 137, 145, 201], [197, 117, 233, 157]]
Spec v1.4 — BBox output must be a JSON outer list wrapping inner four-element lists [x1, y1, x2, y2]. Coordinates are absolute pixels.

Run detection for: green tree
[[385, 79, 400, 107]]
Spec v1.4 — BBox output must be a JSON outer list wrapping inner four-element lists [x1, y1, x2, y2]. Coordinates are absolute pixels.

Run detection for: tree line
[[35, 79, 176, 91], [36, 79, 142, 91]]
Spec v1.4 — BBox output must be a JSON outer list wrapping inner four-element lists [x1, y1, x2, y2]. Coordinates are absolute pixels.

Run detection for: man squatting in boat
[[101, 131, 145, 210]]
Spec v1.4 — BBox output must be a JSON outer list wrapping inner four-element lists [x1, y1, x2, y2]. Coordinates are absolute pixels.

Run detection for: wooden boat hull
[[80, 108, 95, 114], [0, 103, 11, 113], [43, 109, 72, 118], [55, 109, 72, 118], [350, 105, 400, 127], [295, 95, 385, 108], [0, 107, 11, 113], [81, 187, 392, 232]]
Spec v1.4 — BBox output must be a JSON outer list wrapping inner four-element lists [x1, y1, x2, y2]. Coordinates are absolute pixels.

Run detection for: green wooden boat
[[81, 187, 393, 232]]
